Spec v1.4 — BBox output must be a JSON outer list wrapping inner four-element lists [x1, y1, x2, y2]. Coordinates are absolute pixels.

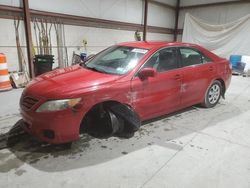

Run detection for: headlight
[[36, 98, 81, 112]]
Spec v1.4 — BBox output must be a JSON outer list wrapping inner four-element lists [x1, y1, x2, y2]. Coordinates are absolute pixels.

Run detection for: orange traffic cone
[[0, 53, 12, 91]]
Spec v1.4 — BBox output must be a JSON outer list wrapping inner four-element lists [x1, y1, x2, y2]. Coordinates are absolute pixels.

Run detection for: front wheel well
[[79, 100, 131, 135]]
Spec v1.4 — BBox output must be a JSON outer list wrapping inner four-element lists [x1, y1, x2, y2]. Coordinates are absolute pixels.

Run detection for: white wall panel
[[29, 0, 143, 24], [153, 0, 176, 7], [0, 47, 21, 71], [0, 19, 26, 71], [179, 3, 250, 29], [0, 0, 20, 7], [64, 25, 135, 62], [97, 0, 143, 24], [0, 20, 25, 47], [148, 2, 175, 28], [147, 33, 173, 41], [180, 0, 238, 6], [0, 0, 143, 24]]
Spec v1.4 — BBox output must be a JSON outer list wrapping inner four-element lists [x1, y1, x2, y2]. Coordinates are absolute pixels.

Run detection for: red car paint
[[20, 42, 232, 144]]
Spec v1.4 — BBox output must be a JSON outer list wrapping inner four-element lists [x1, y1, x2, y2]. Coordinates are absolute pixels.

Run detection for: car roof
[[118, 41, 222, 61], [118, 41, 198, 49]]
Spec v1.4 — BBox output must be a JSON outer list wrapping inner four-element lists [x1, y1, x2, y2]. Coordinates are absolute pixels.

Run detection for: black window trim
[[177, 47, 212, 68], [133, 46, 182, 78]]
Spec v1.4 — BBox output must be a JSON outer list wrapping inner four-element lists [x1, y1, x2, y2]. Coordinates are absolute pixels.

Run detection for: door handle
[[209, 66, 214, 71], [173, 74, 182, 80]]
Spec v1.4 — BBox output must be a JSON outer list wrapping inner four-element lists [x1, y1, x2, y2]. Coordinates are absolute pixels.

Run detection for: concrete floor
[[0, 75, 250, 188]]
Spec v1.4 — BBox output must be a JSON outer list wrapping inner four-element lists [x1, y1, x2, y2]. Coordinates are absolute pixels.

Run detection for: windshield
[[85, 46, 149, 75]]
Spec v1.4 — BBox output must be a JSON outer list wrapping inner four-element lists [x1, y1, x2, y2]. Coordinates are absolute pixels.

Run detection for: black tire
[[202, 80, 222, 108], [108, 104, 141, 131], [82, 103, 140, 139], [83, 108, 124, 138], [108, 104, 141, 139], [115, 121, 135, 139], [108, 110, 124, 135]]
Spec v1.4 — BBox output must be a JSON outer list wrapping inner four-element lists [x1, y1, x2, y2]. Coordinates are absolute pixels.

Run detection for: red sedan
[[20, 41, 232, 144]]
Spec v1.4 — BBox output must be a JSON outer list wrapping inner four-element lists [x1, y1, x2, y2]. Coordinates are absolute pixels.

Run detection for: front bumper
[[20, 108, 84, 144]]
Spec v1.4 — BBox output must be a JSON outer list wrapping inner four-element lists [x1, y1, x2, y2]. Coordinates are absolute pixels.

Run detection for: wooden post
[[143, 0, 148, 41], [23, 0, 34, 78]]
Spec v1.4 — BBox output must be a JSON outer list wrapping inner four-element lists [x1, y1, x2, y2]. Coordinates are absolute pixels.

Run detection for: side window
[[180, 48, 212, 67], [202, 55, 212, 63], [142, 48, 178, 72]]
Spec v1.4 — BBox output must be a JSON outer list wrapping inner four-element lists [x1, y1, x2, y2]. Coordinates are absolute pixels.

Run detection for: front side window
[[142, 48, 178, 72], [85, 46, 148, 75], [179, 48, 211, 67]]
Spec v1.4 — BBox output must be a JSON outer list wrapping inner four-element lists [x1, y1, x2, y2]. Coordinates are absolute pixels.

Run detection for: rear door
[[178, 47, 217, 107], [131, 47, 182, 120]]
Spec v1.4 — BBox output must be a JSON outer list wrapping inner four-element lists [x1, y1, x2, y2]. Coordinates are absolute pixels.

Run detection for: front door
[[131, 47, 182, 120]]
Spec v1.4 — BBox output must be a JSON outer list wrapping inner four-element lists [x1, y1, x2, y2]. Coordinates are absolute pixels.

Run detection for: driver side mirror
[[138, 68, 157, 79]]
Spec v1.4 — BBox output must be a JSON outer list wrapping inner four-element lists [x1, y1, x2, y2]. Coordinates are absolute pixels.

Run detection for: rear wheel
[[202, 80, 222, 108]]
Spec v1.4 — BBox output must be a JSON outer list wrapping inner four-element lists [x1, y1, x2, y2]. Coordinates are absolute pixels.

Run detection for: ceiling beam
[[180, 0, 250, 9], [0, 5, 22, 12]]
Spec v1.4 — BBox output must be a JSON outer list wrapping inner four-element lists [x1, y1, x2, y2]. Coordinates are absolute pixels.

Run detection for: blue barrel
[[80, 52, 87, 61], [230, 55, 241, 67]]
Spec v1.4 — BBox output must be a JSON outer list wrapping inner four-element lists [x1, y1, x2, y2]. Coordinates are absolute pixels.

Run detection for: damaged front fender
[[107, 103, 141, 132]]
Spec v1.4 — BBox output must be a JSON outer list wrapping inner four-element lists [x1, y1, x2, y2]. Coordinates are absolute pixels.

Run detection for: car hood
[[26, 65, 121, 98]]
